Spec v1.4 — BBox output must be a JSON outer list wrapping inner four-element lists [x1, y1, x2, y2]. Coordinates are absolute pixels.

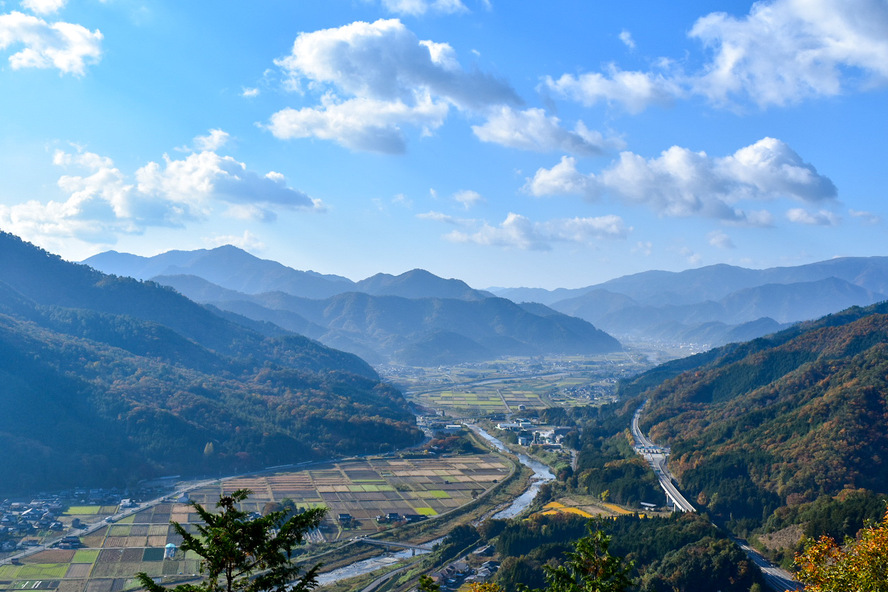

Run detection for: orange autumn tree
[[794, 508, 888, 592]]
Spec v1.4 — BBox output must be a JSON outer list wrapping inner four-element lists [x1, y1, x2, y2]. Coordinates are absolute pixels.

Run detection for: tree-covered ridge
[[0, 232, 421, 495], [628, 302, 888, 526]]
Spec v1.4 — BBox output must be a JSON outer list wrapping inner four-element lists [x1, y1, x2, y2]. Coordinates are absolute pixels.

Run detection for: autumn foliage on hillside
[[794, 508, 888, 592]]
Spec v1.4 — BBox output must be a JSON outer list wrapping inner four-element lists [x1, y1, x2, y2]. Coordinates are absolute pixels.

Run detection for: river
[[316, 426, 554, 585]]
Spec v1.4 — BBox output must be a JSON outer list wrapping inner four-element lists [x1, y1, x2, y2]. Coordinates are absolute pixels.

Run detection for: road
[[631, 402, 802, 592], [630, 403, 695, 513]]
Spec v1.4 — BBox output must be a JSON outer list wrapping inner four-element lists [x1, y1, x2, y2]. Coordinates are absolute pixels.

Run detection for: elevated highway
[[631, 403, 695, 513]]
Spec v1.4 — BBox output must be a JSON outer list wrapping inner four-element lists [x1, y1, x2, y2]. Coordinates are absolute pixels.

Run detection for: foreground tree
[[137, 489, 325, 592], [537, 522, 634, 592], [794, 508, 888, 592]]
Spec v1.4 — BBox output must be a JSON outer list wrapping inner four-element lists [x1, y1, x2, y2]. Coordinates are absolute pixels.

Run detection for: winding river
[[317, 426, 555, 584]]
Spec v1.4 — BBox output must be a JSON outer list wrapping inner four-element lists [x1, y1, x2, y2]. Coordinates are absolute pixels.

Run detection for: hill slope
[[624, 301, 888, 525], [0, 232, 420, 495]]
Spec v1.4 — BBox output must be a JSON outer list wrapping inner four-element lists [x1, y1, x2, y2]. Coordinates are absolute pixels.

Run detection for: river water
[[316, 426, 555, 584]]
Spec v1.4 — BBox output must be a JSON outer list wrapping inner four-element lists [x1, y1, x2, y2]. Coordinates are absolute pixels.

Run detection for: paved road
[[630, 404, 695, 512], [631, 402, 802, 591]]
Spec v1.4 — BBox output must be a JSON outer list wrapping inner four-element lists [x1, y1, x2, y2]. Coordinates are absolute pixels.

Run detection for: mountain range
[[85, 248, 621, 365], [86, 249, 888, 351], [493, 258, 888, 346], [0, 232, 421, 495]]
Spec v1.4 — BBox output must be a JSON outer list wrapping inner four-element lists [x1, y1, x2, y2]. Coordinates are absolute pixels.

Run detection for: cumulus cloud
[[542, 65, 681, 114], [267, 18, 521, 152], [0, 146, 321, 246], [524, 137, 836, 224], [442, 212, 629, 250], [522, 155, 600, 199], [472, 106, 622, 155], [0, 11, 102, 74], [193, 129, 231, 151], [690, 0, 888, 107], [267, 94, 449, 154], [379, 0, 468, 16], [786, 208, 840, 225], [21, 0, 66, 15], [545, 0, 888, 112]]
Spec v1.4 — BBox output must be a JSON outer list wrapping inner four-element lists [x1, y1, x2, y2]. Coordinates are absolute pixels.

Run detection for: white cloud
[[380, 0, 468, 16], [525, 138, 836, 224], [417, 210, 473, 225], [443, 212, 629, 250], [268, 18, 520, 152], [523, 155, 600, 199], [0, 146, 321, 246], [545, 1, 888, 111], [21, 0, 66, 15], [193, 129, 231, 152], [786, 208, 840, 225], [708, 230, 735, 249], [242, 87, 260, 98], [690, 0, 888, 107], [0, 11, 102, 75], [267, 94, 449, 154], [542, 65, 681, 114], [472, 106, 622, 155], [619, 29, 635, 49], [453, 189, 483, 209]]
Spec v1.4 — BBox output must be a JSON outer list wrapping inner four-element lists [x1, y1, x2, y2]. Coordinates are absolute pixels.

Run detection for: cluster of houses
[[495, 420, 572, 448], [0, 499, 66, 550], [430, 548, 500, 590], [372, 512, 428, 524]]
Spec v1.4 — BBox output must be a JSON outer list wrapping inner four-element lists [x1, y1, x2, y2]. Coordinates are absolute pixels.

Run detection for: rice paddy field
[[0, 454, 509, 592], [385, 354, 656, 416]]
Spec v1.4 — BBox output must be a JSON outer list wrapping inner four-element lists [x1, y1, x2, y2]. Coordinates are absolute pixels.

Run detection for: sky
[[0, 0, 886, 289]]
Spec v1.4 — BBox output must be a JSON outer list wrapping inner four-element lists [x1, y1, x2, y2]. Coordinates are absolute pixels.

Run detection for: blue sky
[[0, 0, 886, 289]]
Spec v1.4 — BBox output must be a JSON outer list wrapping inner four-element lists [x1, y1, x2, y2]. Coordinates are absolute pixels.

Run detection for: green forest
[[0, 232, 422, 495]]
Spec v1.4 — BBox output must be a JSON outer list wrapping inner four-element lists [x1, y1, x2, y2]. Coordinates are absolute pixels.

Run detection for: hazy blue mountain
[[718, 276, 884, 323], [491, 257, 888, 307], [482, 286, 585, 306], [354, 268, 492, 300], [156, 275, 621, 365], [0, 232, 420, 495], [84, 245, 355, 298], [519, 258, 888, 346]]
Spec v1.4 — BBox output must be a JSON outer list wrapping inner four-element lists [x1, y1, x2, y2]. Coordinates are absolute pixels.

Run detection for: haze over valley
[[1, 0, 887, 590]]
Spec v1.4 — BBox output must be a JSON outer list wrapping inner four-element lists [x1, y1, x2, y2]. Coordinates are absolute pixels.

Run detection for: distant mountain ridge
[[84, 246, 355, 299], [155, 275, 621, 365], [86, 246, 621, 365], [493, 258, 888, 346], [0, 232, 421, 495]]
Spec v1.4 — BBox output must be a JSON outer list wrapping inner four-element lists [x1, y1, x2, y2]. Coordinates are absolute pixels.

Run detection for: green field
[[0, 454, 509, 591]]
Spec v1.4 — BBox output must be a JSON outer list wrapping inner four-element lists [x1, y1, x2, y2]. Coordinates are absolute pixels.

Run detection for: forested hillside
[[624, 301, 888, 534], [0, 232, 421, 495]]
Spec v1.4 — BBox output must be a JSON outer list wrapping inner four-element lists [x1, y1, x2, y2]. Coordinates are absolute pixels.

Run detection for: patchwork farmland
[[0, 454, 510, 592]]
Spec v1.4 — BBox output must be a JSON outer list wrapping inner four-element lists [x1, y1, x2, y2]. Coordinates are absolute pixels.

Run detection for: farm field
[[0, 454, 509, 592], [386, 354, 652, 416]]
